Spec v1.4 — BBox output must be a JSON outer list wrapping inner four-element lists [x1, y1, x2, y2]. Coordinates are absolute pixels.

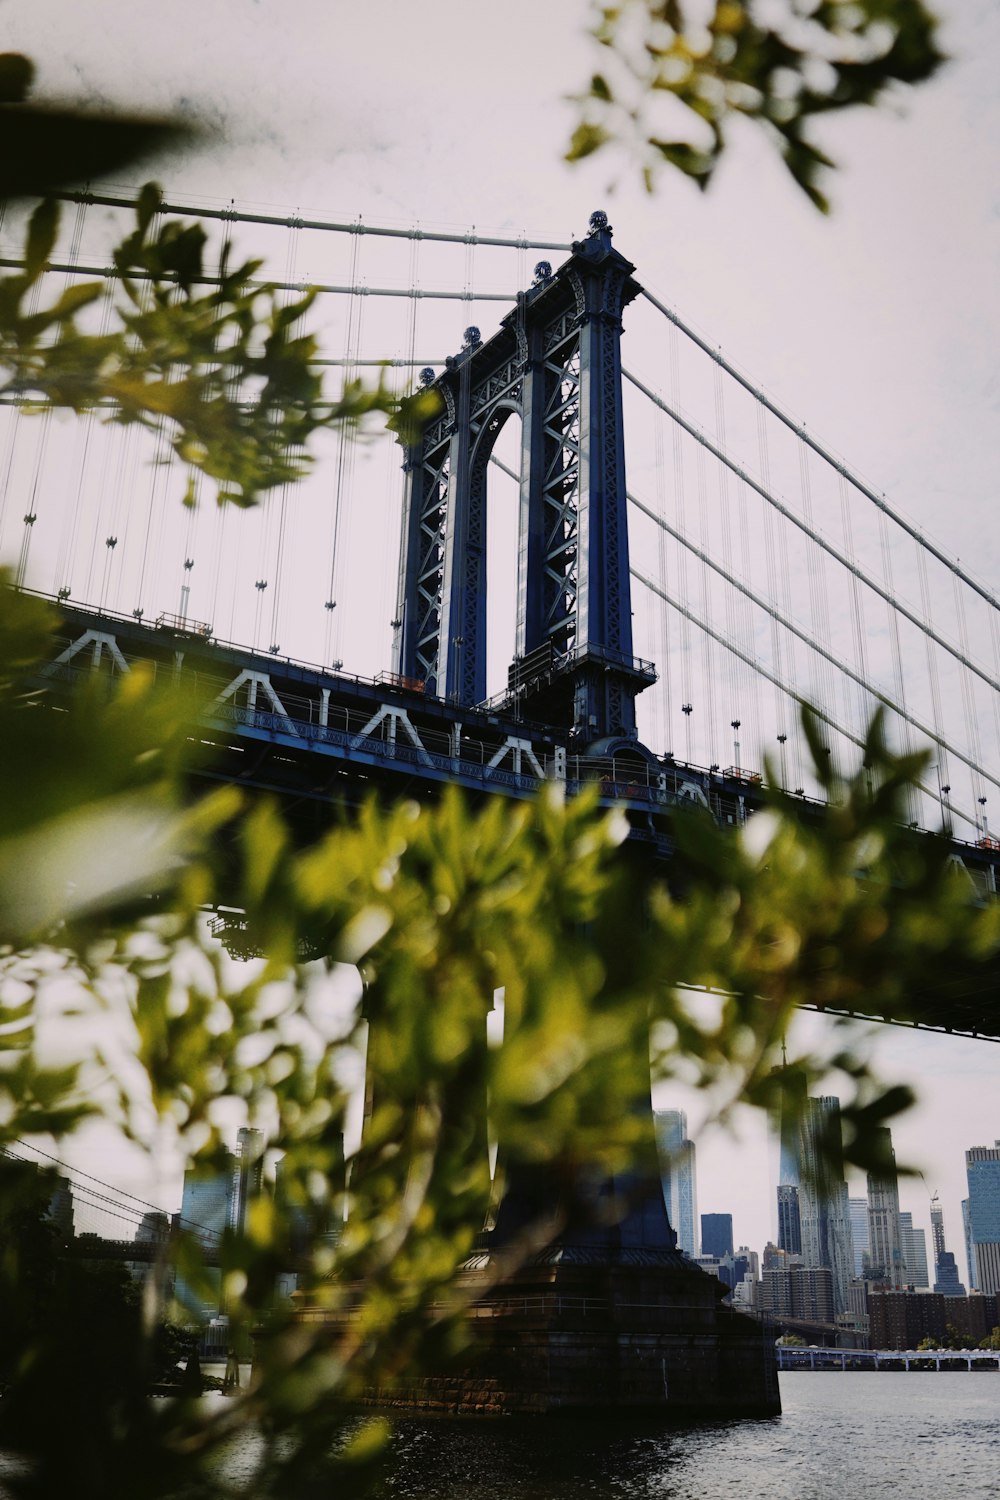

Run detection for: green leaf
[[24, 198, 59, 284], [566, 120, 610, 162]]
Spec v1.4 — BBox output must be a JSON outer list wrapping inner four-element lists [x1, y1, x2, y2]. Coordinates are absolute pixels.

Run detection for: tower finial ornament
[[588, 209, 610, 235]]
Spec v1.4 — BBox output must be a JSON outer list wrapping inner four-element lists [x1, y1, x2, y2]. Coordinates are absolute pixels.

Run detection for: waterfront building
[[965, 1141, 1000, 1295], [758, 1266, 791, 1317], [867, 1127, 904, 1288], [869, 1288, 1000, 1350], [847, 1279, 873, 1342], [653, 1109, 698, 1256], [701, 1212, 733, 1259], [944, 1291, 999, 1345], [777, 1184, 802, 1255], [759, 1264, 834, 1324], [899, 1213, 929, 1290], [869, 1290, 945, 1350], [849, 1196, 870, 1278]]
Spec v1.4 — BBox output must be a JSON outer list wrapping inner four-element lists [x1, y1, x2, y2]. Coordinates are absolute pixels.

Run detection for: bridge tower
[[394, 211, 656, 740]]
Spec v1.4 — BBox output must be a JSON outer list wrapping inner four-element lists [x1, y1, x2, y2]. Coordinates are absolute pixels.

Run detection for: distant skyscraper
[[797, 1096, 854, 1316], [135, 1210, 170, 1244], [933, 1251, 965, 1296], [777, 1185, 802, 1255], [230, 1126, 265, 1236], [849, 1196, 871, 1278], [701, 1213, 733, 1259], [653, 1110, 698, 1256], [177, 1153, 235, 1319], [962, 1197, 976, 1291], [46, 1175, 74, 1239], [867, 1128, 904, 1289], [930, 1193, 946, 1265], [771, 1065, 807, 1188], [965, 1141, 1000, 1295], [737, 1245, 759, 1284], [898, 1212, 929, 1289], [180, 1159, 234, 1243], [931, 1187, 965, 1293]]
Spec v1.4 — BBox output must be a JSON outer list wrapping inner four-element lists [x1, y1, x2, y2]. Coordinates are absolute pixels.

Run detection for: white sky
[[4, 0, 999, 1265]]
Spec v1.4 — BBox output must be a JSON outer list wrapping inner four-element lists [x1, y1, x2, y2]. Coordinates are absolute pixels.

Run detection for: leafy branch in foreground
[[0, 581, 997, 1496], [0, 187, 441, 506], [0, 51, 189, 198], [569, 1, 944, 209]]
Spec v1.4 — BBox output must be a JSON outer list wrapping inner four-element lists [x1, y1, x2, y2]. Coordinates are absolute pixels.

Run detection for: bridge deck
[[26, 592, 1000, 1040]]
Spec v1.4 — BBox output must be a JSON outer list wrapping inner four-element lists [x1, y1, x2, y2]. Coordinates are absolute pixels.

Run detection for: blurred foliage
[[0, 51, 187, 197], [0, 189, 440, 507], [0, 578, 997, 1495], [569, 1, 944, 209]]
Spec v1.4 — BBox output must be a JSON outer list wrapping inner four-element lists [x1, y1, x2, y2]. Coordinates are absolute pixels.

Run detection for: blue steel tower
[[395, 211, 655, 741]]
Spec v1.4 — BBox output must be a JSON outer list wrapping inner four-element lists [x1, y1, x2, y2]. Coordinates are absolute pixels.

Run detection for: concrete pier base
[[367, 1251, 780, 1418]]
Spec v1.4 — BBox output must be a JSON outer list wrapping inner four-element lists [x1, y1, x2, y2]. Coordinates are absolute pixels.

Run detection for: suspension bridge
[[0, 1138, 224, 1263], [2, 198, 999, 1040]]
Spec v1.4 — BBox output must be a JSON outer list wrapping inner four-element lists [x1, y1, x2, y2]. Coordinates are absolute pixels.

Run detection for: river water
[[1, 1372, 996, 1496], [376, 1373, 1000, 1500]]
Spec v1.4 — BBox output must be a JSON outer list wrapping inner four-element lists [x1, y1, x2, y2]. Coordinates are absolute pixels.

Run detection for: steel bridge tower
[[394, 210, 656, 741]]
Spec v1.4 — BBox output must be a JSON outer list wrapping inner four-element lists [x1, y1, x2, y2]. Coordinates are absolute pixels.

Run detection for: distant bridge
[[778, 1346, 1000, 1371]]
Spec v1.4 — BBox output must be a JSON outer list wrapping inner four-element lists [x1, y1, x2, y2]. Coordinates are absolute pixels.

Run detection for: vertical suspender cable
[[755, 404, 785, 757], [713, 365, 746, 764], [915, 544, 948, 793], [878, 511, 915, 819], [953, 573, 985, 814], [267, 216, 300, 654], [324, 220, 364, 667], [653, 410, 671, 747], [668, 328, 694, 761], [694, 444, 717, 763], [839, 473, 872, 737]]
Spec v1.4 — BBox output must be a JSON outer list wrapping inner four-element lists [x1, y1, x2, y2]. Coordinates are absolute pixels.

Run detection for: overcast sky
[[5, 0, 999, 1264]]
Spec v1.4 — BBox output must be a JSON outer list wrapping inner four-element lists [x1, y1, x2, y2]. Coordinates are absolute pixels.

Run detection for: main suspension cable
[[639, 286, 1000, 614], [50, 191, 572, 251], [627, 490, 1000, 798], [632, 567, 978, 831], [623, 368, 1000, 696]]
